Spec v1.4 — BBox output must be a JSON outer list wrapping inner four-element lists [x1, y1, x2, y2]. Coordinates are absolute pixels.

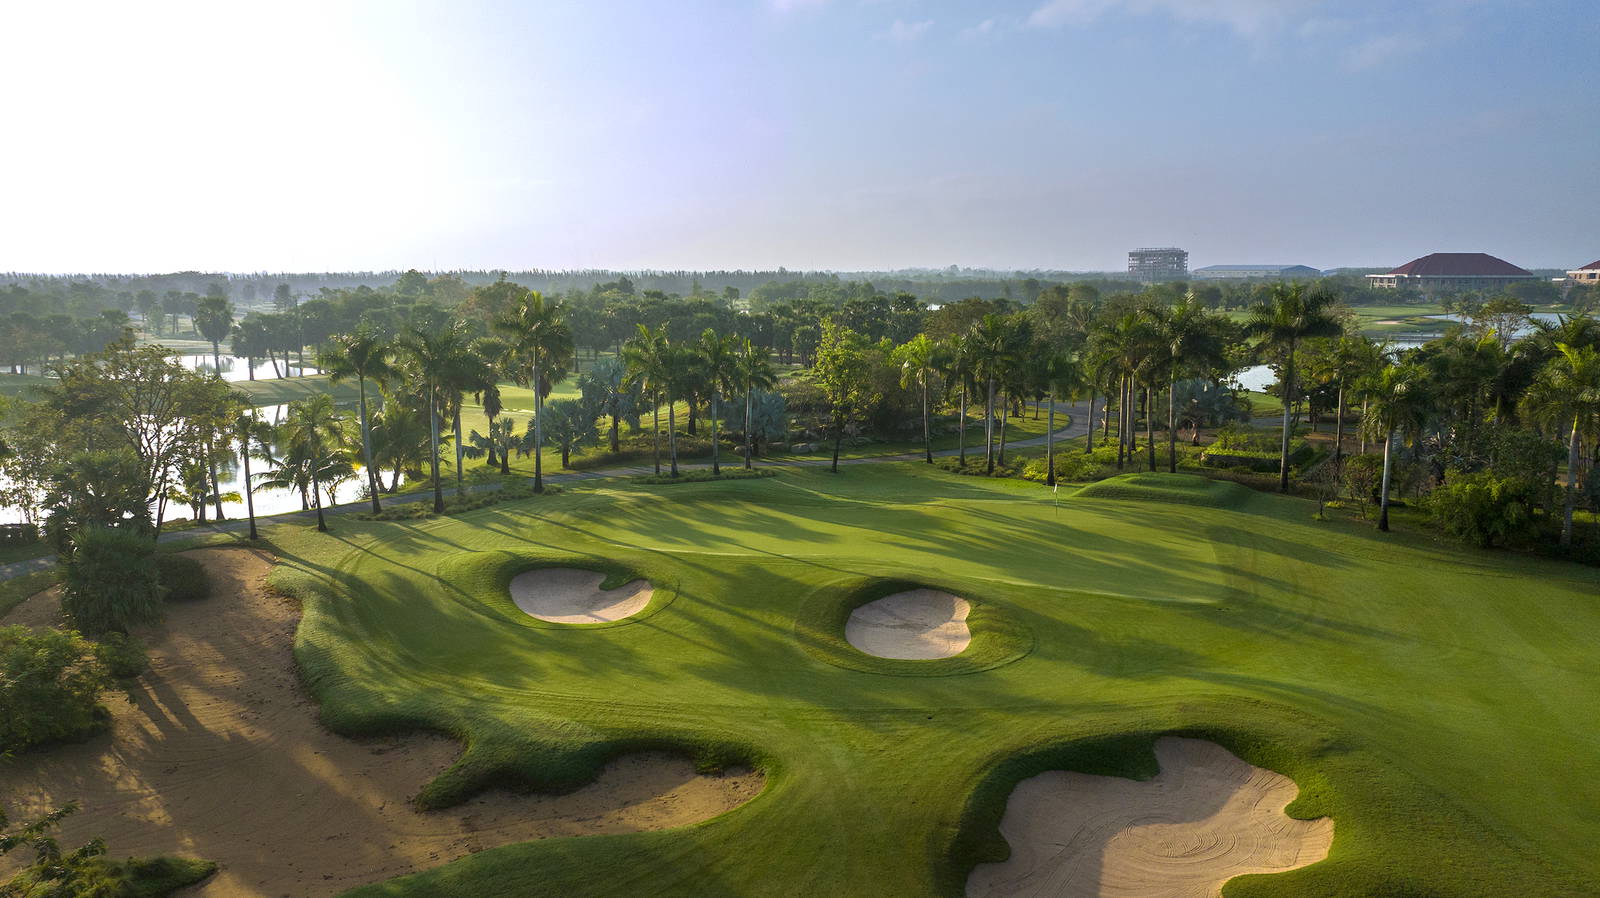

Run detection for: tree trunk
[[1561, 415, 1580, 547], [247, 357, 256, 381], [1145, 385, 1155, 473], [207, 437, 226, 521], [668, 398, 679, 477], [1334, 379, 1346, 468], [1167, 377, 1177, 473], [1115, 377, 1126, 469], [1086, 392, 1096, 454], [744, 385, 754, 470], [1046, 389, 1056, 487], [1360, 397, 1369, 454], [1378, 426, 1395, 532], [429, 392, 444, 513], [610, 411, 620, 453], [241, 433, 257, 540], [532, 352, 544, 493], [958, 384, 968, 466], [312, 474, 327, 532], [1279, 342, 1296, 492], [984, 377, 997, 474], [652, 396, 661, 475], [922, 377, 932, 464], [452, 407, 465, 496], [710, 392, 721, 475], [359, 377, 381, 513], [831, 409, 844, 474], [998, 393, 1009, 466]]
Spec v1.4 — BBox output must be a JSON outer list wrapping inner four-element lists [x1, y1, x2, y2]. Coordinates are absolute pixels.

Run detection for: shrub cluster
[[61, 526, 162, 635], [1425, 472, 1539, 548], [0, 625, 112, 753]]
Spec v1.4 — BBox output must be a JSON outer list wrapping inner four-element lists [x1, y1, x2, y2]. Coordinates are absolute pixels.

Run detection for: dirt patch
[[845, 589, 971, 660], [966, 737, 1332, 898], [0, 548, 761, 897], [509, 567, 654, 623]]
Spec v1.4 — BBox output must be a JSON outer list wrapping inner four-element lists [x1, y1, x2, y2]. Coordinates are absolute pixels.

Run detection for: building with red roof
[[1565, 260, 1600, 285], [1366, 252, 1537, 292]]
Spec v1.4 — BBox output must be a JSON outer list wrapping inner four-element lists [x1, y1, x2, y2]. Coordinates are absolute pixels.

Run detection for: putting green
[[261, 467, 1600, 897]]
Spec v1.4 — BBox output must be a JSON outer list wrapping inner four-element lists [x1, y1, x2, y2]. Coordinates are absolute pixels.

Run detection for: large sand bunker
[[967, 737, 1332, 898], [509, 567, 654, 623], [0, 549, 760, 898], [845, 589, 971, 659]]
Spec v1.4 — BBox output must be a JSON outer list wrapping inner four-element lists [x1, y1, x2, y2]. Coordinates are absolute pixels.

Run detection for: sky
[[1, 0, 1596, 274]]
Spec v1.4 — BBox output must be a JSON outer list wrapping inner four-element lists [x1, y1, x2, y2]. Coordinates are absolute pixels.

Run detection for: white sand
[[845, 589, 972, 659], [509, 568, 654, 623], [967, 737, 1333, 898]]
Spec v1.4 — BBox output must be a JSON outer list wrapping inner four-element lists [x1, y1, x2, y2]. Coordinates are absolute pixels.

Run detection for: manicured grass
[[249, 465, 1600, 897], [0, 373, 55, 399], [232, 374, 365, 406]]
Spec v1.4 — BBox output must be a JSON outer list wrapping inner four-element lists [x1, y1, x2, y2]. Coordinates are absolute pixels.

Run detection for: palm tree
[[1522, 344, 1600, 547], [320, 325, 395, 513], [278, 394, 350, 532], [369, 399, 432, 493], [230, 403, 274, 540], [937, 335, 975, 466], [698, 329, 739, 475], [1363, 363, 1431, 533], [193, 295, 235, 376], [623, 324, 671, 475], [464, 416, 519, 474], [399, 321, 471, 513], [968, 314, 1027, 474], [1153, 299, 1228, 473], [734, 338, 777, 469], [495, 291, 573, 493], [893, 334, 940, 464], [1038, 351, 1084, 486], [577, 356, 635, 454], [1246, 283, 1344, 491]]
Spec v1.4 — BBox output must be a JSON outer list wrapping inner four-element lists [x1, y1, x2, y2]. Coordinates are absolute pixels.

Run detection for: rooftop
[[1573, 260, 1600, 271], [1193, 264, 1318, 273], [1383, 252, 1533, 278]]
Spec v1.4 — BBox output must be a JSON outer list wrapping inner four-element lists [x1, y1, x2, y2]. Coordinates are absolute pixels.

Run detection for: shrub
[[61, 526, 162, 635], [1425, 472, 1538, 548], [2, 802, 216, 896], [156, 554, 210, 603], [0, 626, 112, 753], [95, 631, 150, 679]]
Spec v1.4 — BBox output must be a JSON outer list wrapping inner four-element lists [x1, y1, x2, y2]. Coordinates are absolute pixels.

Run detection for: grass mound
[[1074, 472, 1251, 507]]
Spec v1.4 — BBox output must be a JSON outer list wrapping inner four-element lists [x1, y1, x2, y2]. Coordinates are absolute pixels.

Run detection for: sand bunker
[[845, 589, 971, 659], [0, 549, 761, 898], [967, 737, 1332, 898], [509, 567, 654, 623]]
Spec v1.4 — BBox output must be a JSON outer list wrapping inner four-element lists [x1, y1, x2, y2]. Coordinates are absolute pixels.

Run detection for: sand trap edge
[[435, 552, 678, 631], [510, 568, 655, 624], [794, 579, 1033, 677]]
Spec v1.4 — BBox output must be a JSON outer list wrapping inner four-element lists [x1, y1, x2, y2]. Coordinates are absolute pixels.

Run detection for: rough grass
[[241, 463, 1600, 897], [0, 568, 60, 619]]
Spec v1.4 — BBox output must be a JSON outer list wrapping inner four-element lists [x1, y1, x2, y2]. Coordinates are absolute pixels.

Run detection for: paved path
[[0, 403, 1095, 584]]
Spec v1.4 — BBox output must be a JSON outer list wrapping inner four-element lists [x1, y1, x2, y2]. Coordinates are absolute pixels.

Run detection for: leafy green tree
[[62, 525, 163, 634], [495, 290, 573, 493], [967, 314, 1029, 474], [1521, 344, 1600, 546], [698, 329, 739, 475], [1425, 472, 1537, 548], [622, 324, 672, 475], [1152, 298, 1228, 473], [813, 321, 881, 473], [400, 322, 472, 512], [578, 357, 639, 454], [320, 325, 396, 512], [0, 627, 112, 752], [279, 395, 350, 531], [41, 449, 151, 554], [1246, 283, 1344, 491]]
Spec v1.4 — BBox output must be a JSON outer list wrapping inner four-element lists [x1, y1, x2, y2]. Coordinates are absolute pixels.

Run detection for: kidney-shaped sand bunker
[[845, 588, 972, 659], [967, 737, 1333, 898], [510, 568, 654, 624]]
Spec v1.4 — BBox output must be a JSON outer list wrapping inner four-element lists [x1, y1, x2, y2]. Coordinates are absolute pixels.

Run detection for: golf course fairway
[[257, 466, 1600, 897]]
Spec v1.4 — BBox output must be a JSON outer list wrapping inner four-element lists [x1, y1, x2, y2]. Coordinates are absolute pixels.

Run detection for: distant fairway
[[249, 467, 1600, 896]]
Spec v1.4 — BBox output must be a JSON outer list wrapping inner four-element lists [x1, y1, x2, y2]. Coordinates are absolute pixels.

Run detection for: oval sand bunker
[[510, 568, 654, 623], [845, 589, 971, 659], [967, 737, 1333, 898]]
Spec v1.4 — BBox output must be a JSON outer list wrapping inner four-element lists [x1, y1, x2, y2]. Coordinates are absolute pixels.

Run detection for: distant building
[[1128, 247, 1188, 283], [1365, 253, 1537, 291], [1566, 260, 1600, 284], [1192, 264, 1320, 281]]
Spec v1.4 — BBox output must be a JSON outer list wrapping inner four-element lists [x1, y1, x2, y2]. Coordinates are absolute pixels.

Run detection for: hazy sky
[[3, 1, 1595, 273]]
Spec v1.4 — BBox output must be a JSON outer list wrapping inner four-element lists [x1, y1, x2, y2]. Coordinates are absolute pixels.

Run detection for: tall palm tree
[[279, 394, 350, 532], [698, 329, 739, 475], [1153, 299, 1228, 473], [230, 402, 274, 540], [1522, 344, 1600, 547], [193, 295, 235, 376], [968, 314, 1027, 474], [400, 321, 471, 513], [1246, 283, 1344, 491], [937, 334, 976, 466], [320, 325, 396, 513], [495, 291, 573, 493], [733, 338, 777, 469], [1038, 351, 1084, 487], [622, 324, 671, 475], [892, 334, 940, 464], [1363, 363, 1431, 533]]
